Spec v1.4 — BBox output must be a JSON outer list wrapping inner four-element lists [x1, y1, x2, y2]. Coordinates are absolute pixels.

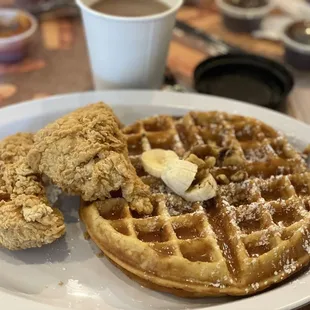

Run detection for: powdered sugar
[[299, 228, 310, 254], [251, 282, 260, 290], [236, 202, 260, 223], [303, 239, 310, 254], [283, 259, 298, 275], [210, 280, 226, 289], [165, 192, 196, 216]]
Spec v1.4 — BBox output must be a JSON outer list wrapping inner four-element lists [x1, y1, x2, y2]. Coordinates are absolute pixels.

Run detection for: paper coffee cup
[[76, 0, 183, 90]]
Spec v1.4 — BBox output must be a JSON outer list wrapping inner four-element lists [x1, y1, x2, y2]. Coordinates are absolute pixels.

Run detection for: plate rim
[[0, 90, 309, 310], [0, 90, 309, 131]]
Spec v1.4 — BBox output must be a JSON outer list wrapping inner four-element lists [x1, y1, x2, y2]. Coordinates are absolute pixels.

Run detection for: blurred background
[[0, 0, 310, 124]]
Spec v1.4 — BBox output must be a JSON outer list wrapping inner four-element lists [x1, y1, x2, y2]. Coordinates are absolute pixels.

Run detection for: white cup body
[[76, 0, 183, 90]]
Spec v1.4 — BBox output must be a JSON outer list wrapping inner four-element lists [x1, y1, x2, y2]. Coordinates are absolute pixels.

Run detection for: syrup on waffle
[[81, 111, 310, 297]]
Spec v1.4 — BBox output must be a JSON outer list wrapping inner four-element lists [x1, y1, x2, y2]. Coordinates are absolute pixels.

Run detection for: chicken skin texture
[[27, 103, 153, 214], [0, 133, 65, 250]]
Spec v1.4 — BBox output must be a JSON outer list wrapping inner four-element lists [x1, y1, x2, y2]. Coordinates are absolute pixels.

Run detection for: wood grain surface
[[1, 1, 310, 125]]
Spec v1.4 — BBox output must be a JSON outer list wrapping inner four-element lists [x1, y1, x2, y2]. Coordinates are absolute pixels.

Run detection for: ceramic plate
[[0, 91, 309, 310]]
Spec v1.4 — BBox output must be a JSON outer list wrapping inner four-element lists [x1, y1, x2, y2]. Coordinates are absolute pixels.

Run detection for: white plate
[[0, 91, 309, 310]]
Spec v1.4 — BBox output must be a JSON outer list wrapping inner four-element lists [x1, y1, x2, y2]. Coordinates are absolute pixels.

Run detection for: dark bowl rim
[[193, 53, 295, 99]]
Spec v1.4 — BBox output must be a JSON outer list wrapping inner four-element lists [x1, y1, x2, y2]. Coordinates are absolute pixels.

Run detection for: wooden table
[[1, 1, 310, 125]]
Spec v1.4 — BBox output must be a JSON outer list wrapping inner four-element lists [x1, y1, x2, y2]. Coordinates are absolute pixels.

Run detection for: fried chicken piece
[[27, 103, 153, 214], [0, 133, 65, 250], [0, 133, 33, 197]]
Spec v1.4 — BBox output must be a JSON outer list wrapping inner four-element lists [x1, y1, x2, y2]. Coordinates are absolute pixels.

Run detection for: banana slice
[[161, 159, 217, 202], [141, 149, 179, 178], [181, 173, 217, 202], [161, 159, 198, 195]]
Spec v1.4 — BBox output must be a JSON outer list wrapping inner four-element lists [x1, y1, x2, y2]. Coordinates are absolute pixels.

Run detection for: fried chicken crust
[[27, 103, 153, 214], [0, 133, 65, 250]]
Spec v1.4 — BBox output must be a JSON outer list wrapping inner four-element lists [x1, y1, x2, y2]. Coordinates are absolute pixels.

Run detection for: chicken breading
[[27, 103, 153, 214], [0, 132, 33, 162], [0, 133, 65, 250]]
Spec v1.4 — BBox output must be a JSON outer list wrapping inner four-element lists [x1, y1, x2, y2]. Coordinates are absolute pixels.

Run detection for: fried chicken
[[27, 102, 153, 214], [0, 133, 65, 250]]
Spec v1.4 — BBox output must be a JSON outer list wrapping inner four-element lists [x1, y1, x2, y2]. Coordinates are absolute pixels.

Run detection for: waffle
[[80, 111, 310, 297]]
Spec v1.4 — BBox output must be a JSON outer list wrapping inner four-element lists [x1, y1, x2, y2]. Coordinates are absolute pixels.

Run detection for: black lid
[[194, 54, 294, 110]]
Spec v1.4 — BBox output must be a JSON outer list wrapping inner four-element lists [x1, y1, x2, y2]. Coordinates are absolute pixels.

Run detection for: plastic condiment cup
[[0, 9, 38, 63], [76, 0, 183, 90], [216, 0, 274, 33], [282, 20, 310, 71]]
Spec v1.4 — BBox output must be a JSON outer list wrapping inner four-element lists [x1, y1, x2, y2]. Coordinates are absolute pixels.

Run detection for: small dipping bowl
[[282, 20, 310, 71], [0, 9, 38, 63], [216, 0, 274, 33]]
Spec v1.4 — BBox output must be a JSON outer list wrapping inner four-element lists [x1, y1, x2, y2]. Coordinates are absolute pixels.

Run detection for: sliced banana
[[142, 151, 218, 202], [141, 149, 179, 178], [161, 159, 198, 195], [181, 173, 217, 202], [161, 159, 217, 202]]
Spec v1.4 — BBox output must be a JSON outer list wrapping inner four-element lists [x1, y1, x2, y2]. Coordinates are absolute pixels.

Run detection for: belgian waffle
[[80, 111, 310, 297]]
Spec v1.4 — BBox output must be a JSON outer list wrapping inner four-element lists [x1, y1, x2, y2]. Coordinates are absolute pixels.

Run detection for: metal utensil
[[175, 20, 245, 55]]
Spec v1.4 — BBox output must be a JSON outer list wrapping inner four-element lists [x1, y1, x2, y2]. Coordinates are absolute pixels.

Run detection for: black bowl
[[194, 54, 294, 110]]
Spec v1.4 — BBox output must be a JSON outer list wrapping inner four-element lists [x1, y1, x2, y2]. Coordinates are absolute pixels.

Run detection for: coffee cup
[[76, 0, 183, 90]]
